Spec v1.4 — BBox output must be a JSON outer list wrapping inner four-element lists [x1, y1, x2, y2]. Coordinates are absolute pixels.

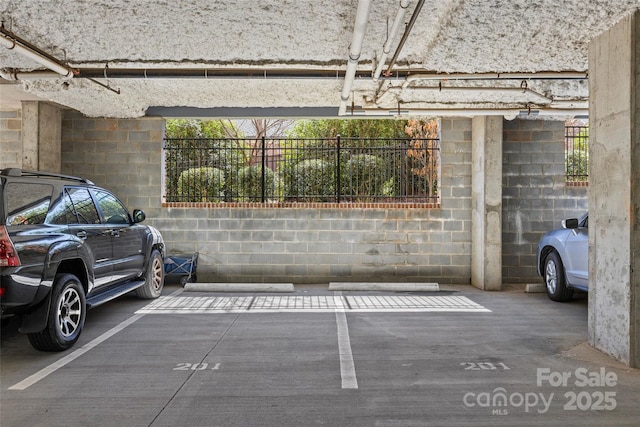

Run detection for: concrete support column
[[471, 116, 503, 290], [21, 101, 62, 172], [588, 10, 640, 368]]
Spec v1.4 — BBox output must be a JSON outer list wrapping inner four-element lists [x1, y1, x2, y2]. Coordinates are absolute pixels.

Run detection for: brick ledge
[[162, 202, 441, 209]]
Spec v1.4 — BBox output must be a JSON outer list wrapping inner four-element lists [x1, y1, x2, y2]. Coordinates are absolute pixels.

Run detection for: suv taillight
[[0, 225, 20, 267]]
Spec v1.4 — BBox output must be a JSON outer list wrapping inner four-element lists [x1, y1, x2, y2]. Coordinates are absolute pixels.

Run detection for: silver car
[[536, 213, 588, 302]]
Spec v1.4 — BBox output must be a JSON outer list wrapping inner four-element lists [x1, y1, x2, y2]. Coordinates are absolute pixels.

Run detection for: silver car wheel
[[545, 259, 557, 295], [57, 287, 83, 338]]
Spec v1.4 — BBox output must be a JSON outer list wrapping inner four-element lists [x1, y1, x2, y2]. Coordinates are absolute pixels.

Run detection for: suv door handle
[[110, 230, 120, 237], [76, 231, 87, 239]]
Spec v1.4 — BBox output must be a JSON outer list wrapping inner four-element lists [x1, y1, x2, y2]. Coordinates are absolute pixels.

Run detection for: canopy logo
[[462, 367, 618, 415]]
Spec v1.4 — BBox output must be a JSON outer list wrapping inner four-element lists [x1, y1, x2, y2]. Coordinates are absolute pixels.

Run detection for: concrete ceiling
[[0, 0, 638, 119]]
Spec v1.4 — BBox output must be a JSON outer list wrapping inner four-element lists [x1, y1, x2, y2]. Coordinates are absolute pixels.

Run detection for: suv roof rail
[[0, 168, 94, 185]]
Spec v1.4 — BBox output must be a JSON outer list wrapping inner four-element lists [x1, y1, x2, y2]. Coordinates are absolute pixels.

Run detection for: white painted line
[[8, 314, 144, 391], [8, 289, 184, 391], [334, 291, 358, 389], [135, 295, 491, 314]]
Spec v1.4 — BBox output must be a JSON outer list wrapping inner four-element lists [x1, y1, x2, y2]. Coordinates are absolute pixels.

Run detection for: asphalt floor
[[1, 282, 639, 427]]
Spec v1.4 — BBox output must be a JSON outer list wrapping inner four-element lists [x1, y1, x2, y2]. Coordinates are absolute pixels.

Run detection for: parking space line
[[334, 291, 358, 389], [8, 289, 184, 391], [8, 314, 144, 391]]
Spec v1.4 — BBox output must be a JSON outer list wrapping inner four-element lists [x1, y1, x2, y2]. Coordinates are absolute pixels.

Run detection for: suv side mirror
[[133, 209, 146, 223], [562, 218, 579, 229]]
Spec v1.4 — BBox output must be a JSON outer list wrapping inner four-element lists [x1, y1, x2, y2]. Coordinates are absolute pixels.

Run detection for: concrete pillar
[[471, 116, 502, 290], [21, 101, 62, 172], [588, 10, 640, 368]]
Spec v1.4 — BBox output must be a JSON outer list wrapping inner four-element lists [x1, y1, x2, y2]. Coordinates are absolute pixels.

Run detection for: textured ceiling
[[0, 0, 638, 118]]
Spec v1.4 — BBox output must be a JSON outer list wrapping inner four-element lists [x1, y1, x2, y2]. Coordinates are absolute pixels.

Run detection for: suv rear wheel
[[28, 274, 86, 351]]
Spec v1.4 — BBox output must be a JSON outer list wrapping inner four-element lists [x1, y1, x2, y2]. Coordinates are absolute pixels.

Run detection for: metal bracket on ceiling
[[86, 63, 120, 95]]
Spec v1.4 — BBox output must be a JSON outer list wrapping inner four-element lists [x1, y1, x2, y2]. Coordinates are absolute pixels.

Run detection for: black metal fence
[[565, 125, 589, 182], [164, 136, 440, 204]]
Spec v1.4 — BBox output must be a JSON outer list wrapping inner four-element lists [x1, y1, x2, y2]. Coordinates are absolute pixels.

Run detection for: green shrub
[[284, 159, 335, 201], [566, 151, 589, 181], [237, 165, 283, 202], [343, 154, 385, 200], [177, 167, 225, 202]]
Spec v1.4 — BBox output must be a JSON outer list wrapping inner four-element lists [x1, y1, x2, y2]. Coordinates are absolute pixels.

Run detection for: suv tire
[[28, 274, 87, 352], [135, 249, 164, 299]]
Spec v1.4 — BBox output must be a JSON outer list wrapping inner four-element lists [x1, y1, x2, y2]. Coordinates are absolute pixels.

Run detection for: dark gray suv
[[0, 169, 165, 351]]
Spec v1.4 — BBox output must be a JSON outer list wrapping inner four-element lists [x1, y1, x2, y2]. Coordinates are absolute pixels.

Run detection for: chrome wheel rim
[[57, 287, 82, 338], [545, 260, 557, 294]]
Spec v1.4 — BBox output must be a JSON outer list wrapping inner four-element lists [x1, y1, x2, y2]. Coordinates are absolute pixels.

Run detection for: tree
[[565, 123, 589, 181], [287, 119, 408, 139], [165, 119, 240, 202], [403, 119, 439, 197], [165, 119, 231, 139]]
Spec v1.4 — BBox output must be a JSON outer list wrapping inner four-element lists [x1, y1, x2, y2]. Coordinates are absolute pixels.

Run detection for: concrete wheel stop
[[183, 283, 295, 292], [328, 282, 440, 292]]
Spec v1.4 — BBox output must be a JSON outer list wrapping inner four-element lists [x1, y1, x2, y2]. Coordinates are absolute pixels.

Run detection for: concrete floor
[[1, 283, 638, 427]]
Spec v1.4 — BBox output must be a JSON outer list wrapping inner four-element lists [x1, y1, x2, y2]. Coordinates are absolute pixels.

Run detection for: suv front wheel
[[136, 249, 164, 299], [28, 274, 87, 352]]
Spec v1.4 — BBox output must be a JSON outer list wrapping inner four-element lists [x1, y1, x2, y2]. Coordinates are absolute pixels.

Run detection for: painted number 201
[[173, 363, 220, 371], [460, 362, 510, 370]]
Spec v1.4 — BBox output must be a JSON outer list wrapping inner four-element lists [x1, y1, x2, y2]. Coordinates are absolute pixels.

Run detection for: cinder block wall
[[61, 110, 165, 217], [59, 111, 587, 285], [502, 119, 588, 283], [0, 110, 22, 169], [61, 112, 473, 284], [153, 118, 473, 284]]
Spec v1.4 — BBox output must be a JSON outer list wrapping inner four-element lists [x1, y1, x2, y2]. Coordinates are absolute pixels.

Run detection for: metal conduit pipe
[[352, 107, 588, 118], [383, 85, 555, 104], [339, 0, 373, 116], [373, 0, 411, 81], [0, 33, 74, 78], [402, 71, 589, 87], [383, 0, 425, 77], [1, 68, 589, 81]]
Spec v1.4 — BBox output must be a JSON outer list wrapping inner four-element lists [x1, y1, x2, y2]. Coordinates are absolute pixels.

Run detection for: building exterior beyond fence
[[49, 110, 589, 285]]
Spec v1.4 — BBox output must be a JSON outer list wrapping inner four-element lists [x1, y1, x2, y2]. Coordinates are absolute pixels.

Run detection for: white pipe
[[339, 0, 373, 116], [0, 33, 73, 78], [373, 0, 411, 81], [0, 69, 63, 80]]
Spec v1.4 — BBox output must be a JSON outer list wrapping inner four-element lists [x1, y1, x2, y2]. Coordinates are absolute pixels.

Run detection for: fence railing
[[565, 125, 589, 182], [164, 136, 440, 204]]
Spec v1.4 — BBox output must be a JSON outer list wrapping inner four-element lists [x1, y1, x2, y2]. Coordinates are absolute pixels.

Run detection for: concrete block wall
[[0, 109, 22, 169], [153, 118, 473, 284], [502, 119, 588, 283], [61, 113, 474, 284], [61, 110, 165, 217], [60, 112, 587, 285]]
